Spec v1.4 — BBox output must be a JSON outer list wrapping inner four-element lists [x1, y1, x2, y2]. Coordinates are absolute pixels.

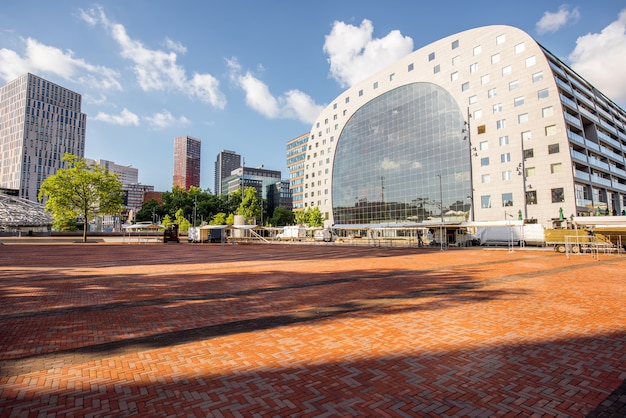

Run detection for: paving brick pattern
[[0, 243, 624, 417]]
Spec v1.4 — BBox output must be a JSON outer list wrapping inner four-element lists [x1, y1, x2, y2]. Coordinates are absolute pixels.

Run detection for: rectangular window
[[477, 125, 486, 134], [501, 153, 511, 163], [526, 190, 537, 205], [469, 95, 477, 104], [502, 171, 512, 180], [522, 131, 532, 141], [428, 52, 436, 61], [451, 71, 459, 81], [548, 143, 560, 154], [488, 88, 497, 98], [499, 135, 509, 146], [497, 119, 506, 129], [551, 188, 565, 203], [462, 82, 470, 91], [518, 113, 529, 124], [470, 63, 478, 73], [514, 96, 524, 107], [481, 157, 490, 166], [345, 97, 350, 103], [474, 109, 483, 120], [502, 66, 512, 76], [493, 103, 502, 113], [515, 42, 526, 53], [408, 63, 414, 72], [452, 55, 460, 66], [538, 88, 549, 99], [491, 53, 500, 64], [509, 80, 519, 90], [496, 34, 506, 45], [532, 71, 544, 83], [390, 73, 395, 81], [525, 166, 536, 176], [481, 74, 490, 84], [473, 45, 482, 55], [452, 39, 459, 49], [545, 125, 557, 136], [502, 193, 513, 207], [525, 56, 536, 67], [358, 90, 363, 97], [524, 148, 534, 159], [551, 163, 562, 173], [542, 106, 553, 117], [479, 140, 488, 150], [373, 81, 378, 89], [433, 65, 440, 74], [481, 195, 491, 208], [481, 174, 491, 183]]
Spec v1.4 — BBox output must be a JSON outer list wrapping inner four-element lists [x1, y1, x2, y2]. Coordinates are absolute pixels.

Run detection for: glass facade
[[332, 83, 470, 224]]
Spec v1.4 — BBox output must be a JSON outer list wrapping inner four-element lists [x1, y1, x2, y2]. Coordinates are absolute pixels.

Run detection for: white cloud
[[323, 19, 414, 88], [0, 37, 121, 89], [227, 57, 324, 124], [144, 111, 190, 129], [93, 108, 139, 126], [79, 6, 226, 109], [163, 37, 187, 54], [569, 9, 626, 104], [536, 4, 580, 34]]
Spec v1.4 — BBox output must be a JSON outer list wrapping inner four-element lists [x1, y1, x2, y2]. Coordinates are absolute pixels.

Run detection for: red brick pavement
[[0, 242, 625, 417]]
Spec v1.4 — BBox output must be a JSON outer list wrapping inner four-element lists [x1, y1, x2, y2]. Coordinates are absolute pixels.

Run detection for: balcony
[[576, 198, 593, 208], [612, 181, 626, 192], [597, 130, 623, 150], [570, 149, 587, 162], [555, 78, 572, 94], [574, 169, 590, 181], [610, 165, 626, 178], [600, 146, 624, 164], [578, 106, 599, 123], [585, 139, 600, 152], [567, 130, 585, 145], [564, 112, 582, 128], [590, 173, 612, 186], [588, 157, 609, 171]]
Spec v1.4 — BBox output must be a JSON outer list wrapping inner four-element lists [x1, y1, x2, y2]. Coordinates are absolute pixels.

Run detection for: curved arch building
[[296, 25, 626, 228]]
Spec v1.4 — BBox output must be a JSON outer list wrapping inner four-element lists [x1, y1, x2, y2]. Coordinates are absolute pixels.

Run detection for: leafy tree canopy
[[38, 153, 124, 242]]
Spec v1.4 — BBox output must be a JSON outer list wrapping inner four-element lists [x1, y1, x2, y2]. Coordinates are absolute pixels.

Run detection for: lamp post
[[436, 173, 444, 251], [463, 107, 475, 222]]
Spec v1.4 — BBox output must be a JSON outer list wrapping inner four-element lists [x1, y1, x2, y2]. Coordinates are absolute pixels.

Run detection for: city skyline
[[1, 1, 625, 192]]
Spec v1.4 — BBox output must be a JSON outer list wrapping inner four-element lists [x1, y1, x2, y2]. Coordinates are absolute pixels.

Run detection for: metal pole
[[437, 173, 443, 251]]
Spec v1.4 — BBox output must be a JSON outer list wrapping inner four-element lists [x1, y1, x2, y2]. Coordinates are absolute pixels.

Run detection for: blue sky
[[1, 1, 626, 192]]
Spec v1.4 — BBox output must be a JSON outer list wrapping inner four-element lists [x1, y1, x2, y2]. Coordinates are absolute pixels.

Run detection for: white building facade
[[0, 73, 86, 201], [300, 25, 626, 228]]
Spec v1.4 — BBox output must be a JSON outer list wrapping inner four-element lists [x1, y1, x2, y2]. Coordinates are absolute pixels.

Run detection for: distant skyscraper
[[0, 73, 87, 201], [173, 135, 201, 190], [214, 150, 241, 194]]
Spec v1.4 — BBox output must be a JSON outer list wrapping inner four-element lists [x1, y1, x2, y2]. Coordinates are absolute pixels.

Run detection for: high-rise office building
[[286, 133, 309, 211], [214, 150, 241, 194], [298, 25, 626, 228], [0, 73, 86, 201], [173, 135, 201, 190]]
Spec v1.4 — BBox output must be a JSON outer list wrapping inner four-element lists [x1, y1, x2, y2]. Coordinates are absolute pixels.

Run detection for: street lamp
[[463, 107, 475, 222], [436, 173, 444, 251]]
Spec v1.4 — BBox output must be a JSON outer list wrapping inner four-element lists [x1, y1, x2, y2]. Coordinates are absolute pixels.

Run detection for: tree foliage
[[294, 207, 323, 227], [38, 153, 124, 242], [238, 186, 261, 224], [269, 206, 295, 226]]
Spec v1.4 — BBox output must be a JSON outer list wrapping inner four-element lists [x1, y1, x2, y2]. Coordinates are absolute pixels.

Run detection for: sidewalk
[[0, 244, 624, 417]]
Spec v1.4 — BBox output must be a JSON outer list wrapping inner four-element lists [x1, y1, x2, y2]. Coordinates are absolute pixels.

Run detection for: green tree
[[174, 208, 192, 232], [38, 153, 124, 242], [294, 210, 307, 225], [269, 206, 295, 226], [237, 187, 261, 224], [307, 207, 324, 227], [210, 212, 228, 225]]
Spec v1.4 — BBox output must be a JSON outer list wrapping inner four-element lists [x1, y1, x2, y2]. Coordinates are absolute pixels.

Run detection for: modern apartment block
[[173, 135, 201, 190], [0, 73, 86, 201], [286, 133, 309, 211], [214, 149, 241, 195], [297, 25, 626, 228]]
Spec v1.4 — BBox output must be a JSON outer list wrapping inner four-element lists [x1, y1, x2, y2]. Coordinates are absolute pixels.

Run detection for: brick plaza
[[0, 242, 625, 417]]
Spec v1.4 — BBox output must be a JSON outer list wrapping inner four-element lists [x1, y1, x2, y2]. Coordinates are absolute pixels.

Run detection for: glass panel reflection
[[332, 82, 470, 224]]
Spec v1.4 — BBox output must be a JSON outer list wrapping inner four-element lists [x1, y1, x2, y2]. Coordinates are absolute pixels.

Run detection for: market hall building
[[293, 25, 626, 230]]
